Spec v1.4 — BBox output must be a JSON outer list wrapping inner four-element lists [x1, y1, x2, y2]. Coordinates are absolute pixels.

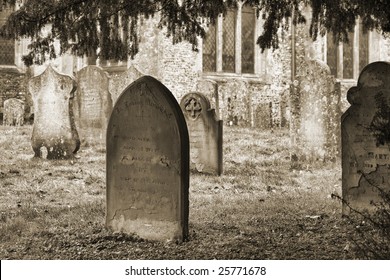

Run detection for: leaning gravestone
[[74, 66, 113, 142], [106, 76, 189, 241], [108, 64, 144, 104], [342, 61, 390, 215], [29, 65, 80, 159], [180, 92, 223, 175], [3, 98, 25, 126]]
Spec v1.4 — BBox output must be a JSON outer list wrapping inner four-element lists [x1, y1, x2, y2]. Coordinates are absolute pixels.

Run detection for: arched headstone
[[180, 92, 223, 175], [29, 65, 80, 159], [106, 76, 189, 241], [342, 61, 390, 214], [74, 66, 113, 142]]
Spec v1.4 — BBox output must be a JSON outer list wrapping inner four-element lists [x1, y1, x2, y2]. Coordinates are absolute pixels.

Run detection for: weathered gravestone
[[74, 66, 113, 142], [180, 92, 223, 175], [29, 65, 80, 159], [255, 102, 272, 129], [342, 61, 390, 215], [3, 98, 25, 126], [290, 59, 341, 165], [106, 76, 189, 241], [108, 64, 144, 104]]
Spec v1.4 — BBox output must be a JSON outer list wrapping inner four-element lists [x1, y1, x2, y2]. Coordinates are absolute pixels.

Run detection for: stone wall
[[130, 15, 200, 101], [0, 68, 32, 123]]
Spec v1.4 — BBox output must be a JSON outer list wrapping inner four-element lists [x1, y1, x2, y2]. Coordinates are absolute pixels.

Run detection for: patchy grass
[[0, 125, 360, 259]]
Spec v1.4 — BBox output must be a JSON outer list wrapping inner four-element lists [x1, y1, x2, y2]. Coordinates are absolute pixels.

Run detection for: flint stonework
[[180, 92, 223, 175], [29, 65, 80, 159], [106, 76, 189, 241], [342, 61, 390, 214]]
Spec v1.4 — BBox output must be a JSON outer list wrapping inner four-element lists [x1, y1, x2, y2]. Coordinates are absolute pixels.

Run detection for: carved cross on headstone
[[185, 97, 202, 119]]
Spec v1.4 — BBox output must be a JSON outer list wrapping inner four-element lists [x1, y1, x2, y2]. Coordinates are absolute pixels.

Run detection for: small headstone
[[3, 98, 25, 126], [180, 92, 223, 175], [255, 102, 272, 129], [342, 61, 390, 214], [29, 65, 80, 159], [74, 66, 113, 142], [108, 64, 144, 104], [106, 76, 189, 241]]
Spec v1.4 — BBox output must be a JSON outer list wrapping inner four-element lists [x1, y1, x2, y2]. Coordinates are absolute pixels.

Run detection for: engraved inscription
[[106, 76, 189, 241], [81, 89, 101, 120]]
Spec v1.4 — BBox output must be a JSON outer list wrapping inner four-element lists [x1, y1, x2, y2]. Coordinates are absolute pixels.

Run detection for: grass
[[0, 125, 362, 259]]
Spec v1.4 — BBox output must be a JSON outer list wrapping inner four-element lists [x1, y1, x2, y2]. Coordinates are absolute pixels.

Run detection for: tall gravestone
[[180, 92, 223, 175], [3, 98, 25, 126], [29, 65, 80, 159], [106, 76, 189, 241], [342, 61, 390, 215], [74, 66, 113, 142], [290, 59, 341, 165], [108, 64, 144, 104]]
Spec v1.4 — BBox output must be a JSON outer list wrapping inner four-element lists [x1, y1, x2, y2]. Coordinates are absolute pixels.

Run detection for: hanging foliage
[[1, 0, 389, 66]]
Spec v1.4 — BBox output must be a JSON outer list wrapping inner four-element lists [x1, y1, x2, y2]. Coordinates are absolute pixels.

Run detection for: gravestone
[[3, 98, 25, 126], [106, 76, 189, 241], [75, 66, 113, 142], [342, 61, 390, 215], [108, 64, 144, 104], [290, 59, 341, 165], [255, 102, 272, 129], [29, 65, 80, 159], [180, 92, 223, 175]]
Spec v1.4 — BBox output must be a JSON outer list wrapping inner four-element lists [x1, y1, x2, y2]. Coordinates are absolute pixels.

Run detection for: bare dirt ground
[[0, 125, 362, 259]]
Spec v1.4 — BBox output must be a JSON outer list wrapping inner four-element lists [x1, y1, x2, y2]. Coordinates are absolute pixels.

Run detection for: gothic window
[[241, 5, 255, 74], [327, 21, 369, 80], [0, 5, 15, 66], [202, 24, 217, 72], [202, 4, 257, 75], [222, 10, 236, 72]]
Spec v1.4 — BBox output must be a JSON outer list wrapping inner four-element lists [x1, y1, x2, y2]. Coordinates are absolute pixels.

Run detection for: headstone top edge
[[77, 65, 109, 75], [181, 92, 212, 110]]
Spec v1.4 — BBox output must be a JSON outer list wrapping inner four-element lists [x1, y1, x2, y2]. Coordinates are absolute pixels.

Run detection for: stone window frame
[[0, 3, 16, 67], [325, 19, 371, 81], [201, 1, 266, 80], [0, 1, 28, 72]]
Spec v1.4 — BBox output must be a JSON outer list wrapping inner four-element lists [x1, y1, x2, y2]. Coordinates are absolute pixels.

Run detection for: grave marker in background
[[75, 66, 112, 142], [290, 59, 341, 165], [255, 102, 272, 129], [342, 61, 390, 214], [106, 76, 189, 241], [108, 65, 144, 104], [29, 65, 80, 159], [180, 92, 223, 175], [3, 98, 25, 126]]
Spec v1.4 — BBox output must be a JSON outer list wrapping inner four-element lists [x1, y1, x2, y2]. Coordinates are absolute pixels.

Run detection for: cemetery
[[1, 0, 390, 260], [0, 62, 389, 259]]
